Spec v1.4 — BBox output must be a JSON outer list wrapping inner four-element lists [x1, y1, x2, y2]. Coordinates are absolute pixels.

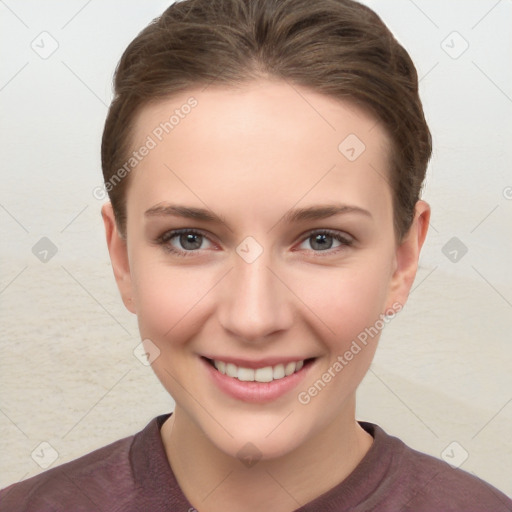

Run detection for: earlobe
[[385, 200, 431, 310], [101, 203, 137, 314]]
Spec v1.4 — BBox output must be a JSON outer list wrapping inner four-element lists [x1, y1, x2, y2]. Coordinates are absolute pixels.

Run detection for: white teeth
[[215, 360, 226, 374], [226, 363, 238, 378], [273, 364, 285, 380], [284, 362, 296, 376], [254, 366, 273, 383], [237, 367, 255, 382], [211, 359, 307, 382]]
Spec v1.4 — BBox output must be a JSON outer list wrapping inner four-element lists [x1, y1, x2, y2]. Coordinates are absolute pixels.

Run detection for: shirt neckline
[[131, 413, 403, 510]]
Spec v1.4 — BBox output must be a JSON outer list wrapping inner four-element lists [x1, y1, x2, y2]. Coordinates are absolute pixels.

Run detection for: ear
[[101, 203, 137, 314], [385, 200, 430, 310]]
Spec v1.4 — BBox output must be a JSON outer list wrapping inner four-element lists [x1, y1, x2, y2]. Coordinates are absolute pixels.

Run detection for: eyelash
[[156, 228, 354, 258]]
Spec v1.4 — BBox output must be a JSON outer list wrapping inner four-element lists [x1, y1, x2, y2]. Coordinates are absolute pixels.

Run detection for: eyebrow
[[144, 202, 372, 225]]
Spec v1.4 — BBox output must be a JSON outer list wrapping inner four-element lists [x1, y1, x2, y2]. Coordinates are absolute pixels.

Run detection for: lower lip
[[201, 357, 314, 403]]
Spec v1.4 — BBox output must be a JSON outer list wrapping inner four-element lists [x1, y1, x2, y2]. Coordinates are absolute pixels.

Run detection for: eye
[[297, 229, 353, 254], [156, 229, 214, 256], [155, 228, 354, 257]]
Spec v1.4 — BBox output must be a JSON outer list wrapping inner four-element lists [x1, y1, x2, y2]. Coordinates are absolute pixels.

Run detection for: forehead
[[126, 80, 393, 226]]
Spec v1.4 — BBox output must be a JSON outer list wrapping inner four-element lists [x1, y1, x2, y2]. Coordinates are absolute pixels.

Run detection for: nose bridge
[[218, 245, 293, 342]]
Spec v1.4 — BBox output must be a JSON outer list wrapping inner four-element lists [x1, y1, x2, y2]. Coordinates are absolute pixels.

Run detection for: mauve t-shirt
[[0, 413, 510, 511]]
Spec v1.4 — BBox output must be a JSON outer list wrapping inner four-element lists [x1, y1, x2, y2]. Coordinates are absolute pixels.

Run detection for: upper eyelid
[[158, 228, 215, 245]]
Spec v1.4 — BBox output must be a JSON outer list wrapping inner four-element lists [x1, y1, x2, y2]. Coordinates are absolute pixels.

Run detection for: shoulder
[[0, 432, 137, 512], [398, 444, 512, 511], [0, 413, 194, 512], [367, 423, 512, 512]]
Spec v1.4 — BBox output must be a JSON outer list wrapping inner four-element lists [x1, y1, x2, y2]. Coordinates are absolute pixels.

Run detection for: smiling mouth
[[203, 357, 316, 383]]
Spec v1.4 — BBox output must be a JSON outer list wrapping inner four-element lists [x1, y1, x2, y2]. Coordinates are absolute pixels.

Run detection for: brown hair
[[101, 0, 431, 241]]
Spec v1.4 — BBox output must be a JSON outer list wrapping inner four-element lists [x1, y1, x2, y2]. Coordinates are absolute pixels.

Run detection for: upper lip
[[201, 355, 315, 369]]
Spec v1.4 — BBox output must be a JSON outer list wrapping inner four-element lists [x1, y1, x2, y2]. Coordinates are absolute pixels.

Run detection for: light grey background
[[1, 0, 511, 498]]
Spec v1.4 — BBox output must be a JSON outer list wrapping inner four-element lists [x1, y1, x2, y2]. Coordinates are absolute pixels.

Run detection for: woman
[[1, 0, 510, 510]]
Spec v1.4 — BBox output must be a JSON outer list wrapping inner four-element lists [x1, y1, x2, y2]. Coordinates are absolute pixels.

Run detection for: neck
[[160, 397, 373, 512]]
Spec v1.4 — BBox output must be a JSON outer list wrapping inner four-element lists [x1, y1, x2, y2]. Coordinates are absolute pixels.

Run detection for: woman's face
[[104, 79, 424, 460]]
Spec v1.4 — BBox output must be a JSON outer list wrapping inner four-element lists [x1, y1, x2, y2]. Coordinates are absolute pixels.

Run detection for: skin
[[102, 79, 430, 512]]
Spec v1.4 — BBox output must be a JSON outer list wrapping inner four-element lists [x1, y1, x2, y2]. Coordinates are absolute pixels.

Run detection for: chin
[[199, 408, 314, 463]]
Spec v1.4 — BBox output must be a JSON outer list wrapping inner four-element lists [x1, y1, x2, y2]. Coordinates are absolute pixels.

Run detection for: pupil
[[312, 234, 332, 251], [181, 233, 201, 250]]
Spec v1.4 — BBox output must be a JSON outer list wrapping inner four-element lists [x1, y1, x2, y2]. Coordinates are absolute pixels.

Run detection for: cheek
[[298, 258, 392, 347], [131, 258, 207, 344], [295, 264, 390, 415]]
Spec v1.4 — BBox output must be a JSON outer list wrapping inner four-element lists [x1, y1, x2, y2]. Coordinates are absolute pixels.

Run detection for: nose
[[217, 248, 294, 344]]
